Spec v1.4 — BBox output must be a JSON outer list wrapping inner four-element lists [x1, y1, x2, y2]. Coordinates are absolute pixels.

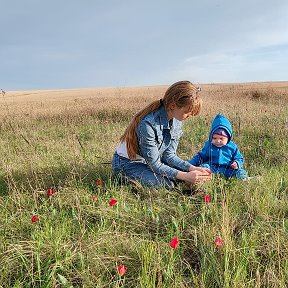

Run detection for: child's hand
[[231, 161, 238, 170]]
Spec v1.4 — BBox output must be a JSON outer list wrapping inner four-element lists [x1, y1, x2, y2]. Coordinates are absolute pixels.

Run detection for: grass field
[[0, 81, 287, 287]]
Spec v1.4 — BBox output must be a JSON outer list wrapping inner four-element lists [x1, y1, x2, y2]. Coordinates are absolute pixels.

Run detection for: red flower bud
[[31, 215, 38, 223], [117, 265, 127, 276], [214, 236, 223, 246], [204, 195, 211, 203], [109, 198, 117, 206], [92, 195, 97, 201], [47, 188, 54, 197], [170, 237, 179, 249], [96, 181, 102, 186]]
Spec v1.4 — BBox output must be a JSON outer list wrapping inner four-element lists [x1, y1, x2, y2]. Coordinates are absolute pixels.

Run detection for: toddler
[[189, 114, 247, 179]]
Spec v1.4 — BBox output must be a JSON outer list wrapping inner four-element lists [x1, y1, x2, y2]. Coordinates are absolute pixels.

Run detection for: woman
[[112, 80, 211, 189]]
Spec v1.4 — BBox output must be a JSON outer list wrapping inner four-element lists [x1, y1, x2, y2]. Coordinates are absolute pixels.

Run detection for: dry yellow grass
[[2, 81, 287, 126], [0, 86, 166, 120]]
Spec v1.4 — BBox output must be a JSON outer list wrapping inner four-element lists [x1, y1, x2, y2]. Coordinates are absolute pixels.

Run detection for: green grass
[[0, 90, 287, 287]]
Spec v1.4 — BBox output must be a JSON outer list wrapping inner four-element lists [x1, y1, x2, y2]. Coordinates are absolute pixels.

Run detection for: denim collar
[[157, 105, 170, 129]]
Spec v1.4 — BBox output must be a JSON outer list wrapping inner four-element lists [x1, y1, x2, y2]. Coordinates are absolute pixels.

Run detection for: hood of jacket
[[209, 114, 233, 143]]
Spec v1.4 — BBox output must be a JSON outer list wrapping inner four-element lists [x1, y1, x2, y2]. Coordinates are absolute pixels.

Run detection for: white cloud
[[175, 45, 288, 83]]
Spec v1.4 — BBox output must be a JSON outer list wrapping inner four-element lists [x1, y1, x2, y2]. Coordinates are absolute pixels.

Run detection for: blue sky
[[1, 0, 288, 90]]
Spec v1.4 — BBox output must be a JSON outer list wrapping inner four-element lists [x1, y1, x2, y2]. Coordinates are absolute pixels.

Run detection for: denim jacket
[[136, 105, 191, 180]]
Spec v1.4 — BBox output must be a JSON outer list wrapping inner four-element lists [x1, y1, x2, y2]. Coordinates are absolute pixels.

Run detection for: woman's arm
[[161, 137, 191, 172], [137, 121, 179, 180], [137, 121, 211, 184]]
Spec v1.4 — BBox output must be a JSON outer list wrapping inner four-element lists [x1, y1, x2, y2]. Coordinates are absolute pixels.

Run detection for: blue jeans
[[112, 152, 176, 189], [201, 164, 247, 179]]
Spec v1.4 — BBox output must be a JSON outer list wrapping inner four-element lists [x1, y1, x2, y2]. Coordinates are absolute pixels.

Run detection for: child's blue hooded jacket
[[189, 114, 244, 170]]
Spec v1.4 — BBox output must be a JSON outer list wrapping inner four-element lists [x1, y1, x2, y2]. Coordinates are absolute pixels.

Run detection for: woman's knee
[[144, 176, 175, 189], [127, 170, 175, 189], [112, 156, 175, 189]]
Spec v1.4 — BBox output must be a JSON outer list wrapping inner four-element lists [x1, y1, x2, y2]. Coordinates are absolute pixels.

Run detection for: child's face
[[211, 134, 228, 147]]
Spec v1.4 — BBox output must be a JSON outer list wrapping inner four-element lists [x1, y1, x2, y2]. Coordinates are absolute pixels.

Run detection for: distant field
[[0, 81, 287, 287], [2, 81, 288, 119]]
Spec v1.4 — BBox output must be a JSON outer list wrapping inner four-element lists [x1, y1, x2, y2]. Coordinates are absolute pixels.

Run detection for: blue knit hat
[[213, 128, 229, 138]]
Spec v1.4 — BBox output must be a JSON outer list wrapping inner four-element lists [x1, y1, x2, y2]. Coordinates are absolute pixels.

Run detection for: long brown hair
[[120, 80, 201, 159]]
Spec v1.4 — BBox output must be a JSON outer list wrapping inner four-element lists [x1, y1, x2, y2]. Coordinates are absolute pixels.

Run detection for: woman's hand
[[176, 169, 212, 185], [189, 165, 212, 174]]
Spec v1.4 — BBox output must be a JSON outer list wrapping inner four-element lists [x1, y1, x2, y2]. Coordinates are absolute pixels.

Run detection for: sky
[[1, 0, 288, 90]]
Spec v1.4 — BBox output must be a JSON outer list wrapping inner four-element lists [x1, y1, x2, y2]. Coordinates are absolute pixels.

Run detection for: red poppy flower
[[109, 198, 117, 206], [92, 195, 97, 201], [170, 237, 179, 249], [31, 215, 38, 223], [117, 265, 127, 276], [214, 236, 223, 246], [96, 181, 102, 186], [47, 188, 54, 197], [204, 194, 211, 203]]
